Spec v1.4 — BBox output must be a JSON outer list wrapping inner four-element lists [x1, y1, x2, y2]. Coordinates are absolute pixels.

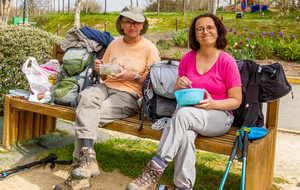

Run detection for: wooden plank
[[52, 117, 57, 132], [33, 113, 41, 137], [3, 95, 13, 148], [44, 115, 52, 134], [11, 108, 20, 145], [39, 114, 45, 135], [9, 96, 76, 121], [18, 110, 25, 141], [24, 111, 34, 139], [245, 127, 276, 190], [52, 43, 64, 65], [52, 43, 58, 60], [266, 99, 279, 128]]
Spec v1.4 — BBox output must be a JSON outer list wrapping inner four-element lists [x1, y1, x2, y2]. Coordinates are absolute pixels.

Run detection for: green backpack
[[51, 47, 103, 107]]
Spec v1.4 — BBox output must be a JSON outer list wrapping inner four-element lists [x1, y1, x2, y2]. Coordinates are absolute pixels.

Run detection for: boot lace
[[77, 149, 93, 169], [64, 164, 79, 186], [134, 165, 162, 187]]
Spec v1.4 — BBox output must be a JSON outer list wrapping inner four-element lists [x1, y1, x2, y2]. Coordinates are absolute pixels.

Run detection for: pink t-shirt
[[178, 50, 242, 100]]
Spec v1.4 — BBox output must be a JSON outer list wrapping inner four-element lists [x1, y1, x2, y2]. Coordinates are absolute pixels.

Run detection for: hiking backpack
[[51, 47, 105, 107], [139, 59, 180, 131], [232, 60, 292, 128]]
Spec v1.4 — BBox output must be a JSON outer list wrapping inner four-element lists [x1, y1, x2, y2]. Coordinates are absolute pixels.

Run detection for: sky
[[14, 0, 230, 13], [98, 0, 147, 12]]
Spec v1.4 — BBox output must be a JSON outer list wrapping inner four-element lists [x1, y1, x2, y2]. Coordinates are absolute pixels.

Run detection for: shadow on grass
[[39, 138, 242, 190]]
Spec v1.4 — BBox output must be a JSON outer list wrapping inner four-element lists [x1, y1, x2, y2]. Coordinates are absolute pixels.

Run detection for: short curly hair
[[189, 13, 228, 50]]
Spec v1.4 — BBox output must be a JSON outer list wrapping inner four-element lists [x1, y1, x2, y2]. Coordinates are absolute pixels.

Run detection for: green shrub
[[172, 30, 188, 47], [156, 39, 172, 50], [0, 25, 63, 113], [174, 50, 183, 59], [254, 43, 274, 60], [217, 6, 224, 11], [278, 39, 300, 61]]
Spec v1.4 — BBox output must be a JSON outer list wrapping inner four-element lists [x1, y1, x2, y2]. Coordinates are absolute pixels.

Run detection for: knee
[[77, 87, 92, 102], [176, 107, 193, 118], [185, 130, 197, 142]]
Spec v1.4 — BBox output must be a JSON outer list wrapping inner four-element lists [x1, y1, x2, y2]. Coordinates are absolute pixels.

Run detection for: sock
[[83, 138, 94, 148], [152, 154, 168, 169]]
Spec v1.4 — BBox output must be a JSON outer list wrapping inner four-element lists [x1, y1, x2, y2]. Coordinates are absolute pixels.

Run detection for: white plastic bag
[[28, 91, 52, 103], [22, 57, 60, 94]]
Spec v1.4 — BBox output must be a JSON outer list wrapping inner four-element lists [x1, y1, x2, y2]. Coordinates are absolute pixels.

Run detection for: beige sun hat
[[116, 6, 149, 35]]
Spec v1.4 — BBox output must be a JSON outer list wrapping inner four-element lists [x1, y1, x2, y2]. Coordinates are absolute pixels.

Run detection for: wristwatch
[[133, 73, 139, 82]]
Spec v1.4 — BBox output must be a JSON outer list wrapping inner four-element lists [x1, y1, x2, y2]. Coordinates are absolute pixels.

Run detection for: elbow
[[233, 97, 242, 110]]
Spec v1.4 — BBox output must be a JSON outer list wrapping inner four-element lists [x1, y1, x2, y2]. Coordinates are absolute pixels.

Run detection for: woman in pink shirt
[[126, 14, 242, 190]]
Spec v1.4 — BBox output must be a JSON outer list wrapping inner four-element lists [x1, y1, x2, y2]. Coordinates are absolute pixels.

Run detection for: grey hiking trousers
[[73, 83, 139, 159], [157, 106, 234, 189]]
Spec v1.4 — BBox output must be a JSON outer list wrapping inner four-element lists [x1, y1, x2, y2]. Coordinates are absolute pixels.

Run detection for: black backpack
[[259, 62, 292, 102], [139, 59, 179, 131], [233, 60, 292, 128]]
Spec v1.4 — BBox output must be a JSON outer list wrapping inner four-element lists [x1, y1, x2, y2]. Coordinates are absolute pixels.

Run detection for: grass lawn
[[38, 138, 284, 190]]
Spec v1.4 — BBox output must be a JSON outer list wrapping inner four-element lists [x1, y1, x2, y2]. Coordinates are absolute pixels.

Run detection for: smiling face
[[195, 17, 218, 48], [121, 17, 144, 41]]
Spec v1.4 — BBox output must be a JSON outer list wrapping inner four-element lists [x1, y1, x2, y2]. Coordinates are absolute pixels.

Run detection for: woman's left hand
[[194, 89, 215, 110]]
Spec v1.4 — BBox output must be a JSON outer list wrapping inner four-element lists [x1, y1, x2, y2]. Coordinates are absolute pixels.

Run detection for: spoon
[[189, 84, 193, 89]]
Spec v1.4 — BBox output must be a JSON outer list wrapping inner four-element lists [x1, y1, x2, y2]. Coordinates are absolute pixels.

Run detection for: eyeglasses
[[195, 25, 216, 34], [122, 20, 142, 27]]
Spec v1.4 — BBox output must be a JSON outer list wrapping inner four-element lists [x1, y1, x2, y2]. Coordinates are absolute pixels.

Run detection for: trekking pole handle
[[242, 131, 249, 158], [242, 127, 250, 158], [229, 136, 239, 161], [39, 154, 58, 165]]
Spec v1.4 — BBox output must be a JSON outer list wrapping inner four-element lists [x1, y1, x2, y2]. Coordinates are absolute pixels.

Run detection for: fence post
[[221, 15, 223, 21], [57, 24, 60, 36], [104, 21, 107, 31], [82, 22, 84, 27], [42, 26, 44, 31], [176, 17, 179, 32]]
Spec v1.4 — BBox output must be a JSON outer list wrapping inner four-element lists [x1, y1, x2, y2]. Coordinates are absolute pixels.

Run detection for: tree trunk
[[104, 0, 107, 15], [230, 0, 234, 5], [53, 0, 55, 13], [210, 0, 217, 14], [58, 0, 60, 13], [16, 0, 18, 16], [235, 0, 237, 13], [1, 0, 13, 26], [85, 0, 88, 14], [0, 1, 4, 26], [74, 0, 83, 27], [68, 0, 70, 13], [131, 0, 132, 6], [183, 0, 185, 15], [157, 0, 160, 15], [137, 0, 138, 6]]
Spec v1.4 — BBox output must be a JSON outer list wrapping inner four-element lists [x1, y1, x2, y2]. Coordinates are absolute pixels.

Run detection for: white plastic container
[[99, 63, 123, 75]]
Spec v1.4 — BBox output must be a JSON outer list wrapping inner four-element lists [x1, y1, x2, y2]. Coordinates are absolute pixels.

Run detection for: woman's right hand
[[94, 59, 104, 73], [175, 76, 192, 91]]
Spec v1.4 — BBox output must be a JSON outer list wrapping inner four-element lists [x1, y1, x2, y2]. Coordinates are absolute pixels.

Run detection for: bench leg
[[3, 95, 13, 148], [11, 108, 19, 145], [246, 127, 277, 190]]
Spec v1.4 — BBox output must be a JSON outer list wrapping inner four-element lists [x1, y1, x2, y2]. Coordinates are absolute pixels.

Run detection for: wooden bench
[[2, 42, 280, 190]]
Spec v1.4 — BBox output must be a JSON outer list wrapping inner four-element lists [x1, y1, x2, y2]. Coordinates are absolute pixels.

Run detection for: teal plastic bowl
[[174, 88, 205, 106]]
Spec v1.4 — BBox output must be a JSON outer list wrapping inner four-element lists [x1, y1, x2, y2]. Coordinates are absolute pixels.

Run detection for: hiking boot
[[126, 160, 164, 190], [54, 175, 91, 190], [71, 147, 100, 179]]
